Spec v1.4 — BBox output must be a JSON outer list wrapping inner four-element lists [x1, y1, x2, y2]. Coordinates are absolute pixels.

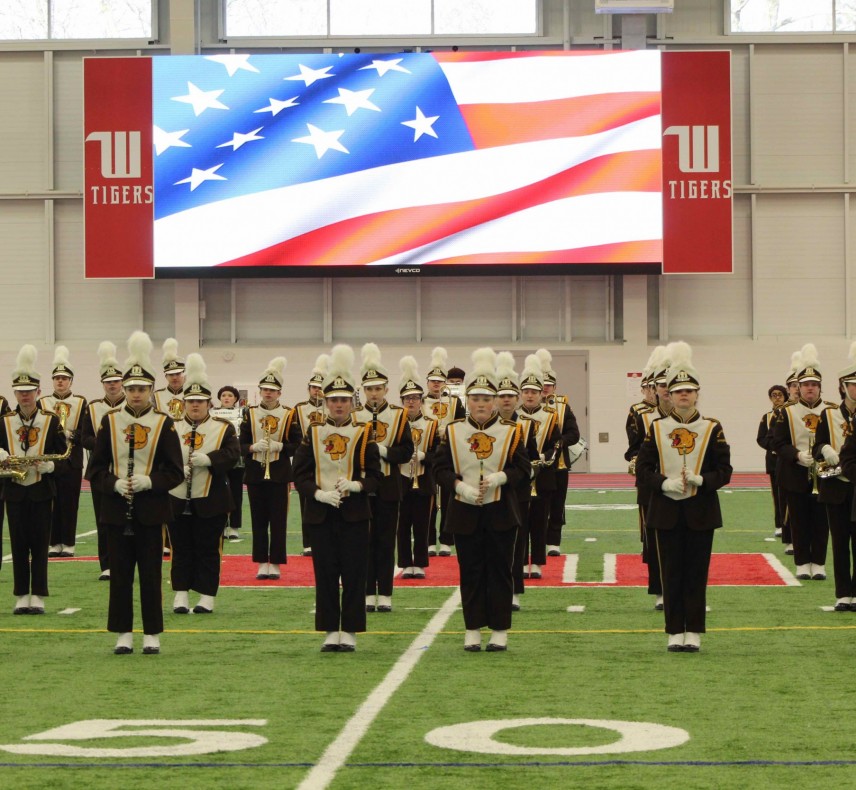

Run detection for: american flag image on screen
[[151, 50, 662, 270]]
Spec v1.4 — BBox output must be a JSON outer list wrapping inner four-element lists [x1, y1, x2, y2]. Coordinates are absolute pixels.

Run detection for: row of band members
[[0, 337, 580, 655]]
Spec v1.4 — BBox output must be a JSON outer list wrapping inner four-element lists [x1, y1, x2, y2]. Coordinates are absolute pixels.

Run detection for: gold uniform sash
[[400, 415, 438, 480], [2, 410, 52, 486], [520, 406, 558, 456], [822, 406, 853, 482], [169, 416, 233, 500], [294, 400, 326, 435], [247, 404, 291, 465], [447, 418, 521, 505], [310, 419, 371, 492], [652, 414, 716, 501], [106, 407, 169, 478]]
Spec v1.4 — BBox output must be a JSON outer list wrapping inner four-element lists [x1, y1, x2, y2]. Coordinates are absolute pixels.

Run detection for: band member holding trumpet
[[153, 337, 186, 420], [240, 357, 300, 581], [168, 354, 239, 615], [292, 344, 382, 652], [396, 356, 439, 580], [433, 348, 530, 652], [811, 343, 856, 610], [81, 341, 125, 580], [354, 343, 414, 613], [88, 331, 183, 655], [771, 344, 835, 581], [40, 345, 87, 558], [635, 341, 732, 653], [0, 345, 68, 615]]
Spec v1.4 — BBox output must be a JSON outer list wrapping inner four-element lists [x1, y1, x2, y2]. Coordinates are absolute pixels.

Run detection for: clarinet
[[123, 425, 135, 536], [183, 421, 197, 515]]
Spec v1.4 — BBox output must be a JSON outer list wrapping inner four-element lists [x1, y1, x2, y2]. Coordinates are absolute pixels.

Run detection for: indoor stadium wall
[[0, 0, 854, 474]]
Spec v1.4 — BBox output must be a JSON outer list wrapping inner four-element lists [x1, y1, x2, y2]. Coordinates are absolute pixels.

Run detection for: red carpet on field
[[217, 552, 788, 588]]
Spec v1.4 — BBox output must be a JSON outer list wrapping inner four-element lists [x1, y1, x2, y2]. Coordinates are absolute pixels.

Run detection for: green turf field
[[2, 486, 856, 789]]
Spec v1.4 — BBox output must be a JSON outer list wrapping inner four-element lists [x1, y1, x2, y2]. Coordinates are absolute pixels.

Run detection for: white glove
[[190, 453, 211, 467], [268, 439, 284, 453], [250, 439, 269, 453], [539, 453, 546, 463], [661, 478, 684, 494], [36, 461, 54, 474], [314, 489, 342, 507], [686, 472, 703, 487], [822, 446, 840, 466], [114, 478, 132, 496], [0, 448, 8, 462], [377, 444, 388, 459], [183, 464, 192, 479], [797, 451, 813, 468], [416, 451, 425, 462], [335, 478, 362, 494], [455, 481, 480, 505], [64, 429, 75, 441], [484, 471, 507, 492], [129, 474, 152, 492]]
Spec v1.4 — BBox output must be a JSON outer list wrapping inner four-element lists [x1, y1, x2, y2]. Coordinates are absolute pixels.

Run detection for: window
[[0, 0, 153, 40], [730, 0, 856, 33], [224, 0, 537, 38]]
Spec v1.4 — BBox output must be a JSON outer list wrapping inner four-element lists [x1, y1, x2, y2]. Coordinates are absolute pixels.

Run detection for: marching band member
[[80, 341, 125, 580], [153, 337, 186, 420], [517, 355, 560, 580], [211, 386, 245, 542], [771, 344, 835, 581], [433, 348, 530, 652], [293, 354, 329, 557], [292, 344, 381, 652], [169, 354, 240, 615], [396, 356, 439, 580], [422, 347, 464, 557], [354, 343, 413, 613], [40, 346, 87, 558], [635, 342, 732, 653], [756, 384, 788, 541], [812, 342, 856, 610], [240, 357, 300, 580], [88, 331, 184, 655], [0, 345, 67, 615]]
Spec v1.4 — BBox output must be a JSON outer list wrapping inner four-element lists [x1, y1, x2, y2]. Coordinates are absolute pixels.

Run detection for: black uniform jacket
[[812, 403, 856, 506], [432, 414, 531, 535], [838, 426, 856, 521], [553, 400, 581, 467], [635, 410, 732, 531]]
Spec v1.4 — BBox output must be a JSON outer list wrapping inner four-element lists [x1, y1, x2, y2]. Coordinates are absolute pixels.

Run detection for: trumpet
[[410, 449, 420, 490], [628, 456, 637, 476]]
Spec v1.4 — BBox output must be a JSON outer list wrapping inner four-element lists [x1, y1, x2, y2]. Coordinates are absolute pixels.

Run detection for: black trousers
[[826, 499, 856, 599], [7, 497, 52, 597], [367, 497, 399, 597], [777, 483, 792, 544], [512, 495, 531, 595], [170, 506, 227, 596], [226, 466, 244, 530], [767, 473, 785, 535], [91, 488, 109, 571], [429, 482, 456, 548], [106, 520, 164, 635], [397, 489, 432, 569], [247, 481, 288, 564], [640, 504, 662, 596], [309, 517, 369, 633], [785, 491, 828, 566], [455, 516, 517, 631], [546, 468, 568, 546], [50, 468, 82, 547], [298, 494, 312, 550], [521, 495, 549, 566], [654, 517, 714, 635]]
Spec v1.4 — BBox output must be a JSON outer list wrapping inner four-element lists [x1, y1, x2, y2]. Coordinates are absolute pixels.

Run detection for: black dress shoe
[[365, 604, 376, 613], [13, 607, 30, 615], [401, 571, 415, 579], [667, 644, 684, 653], [463, 644, 481, 652], [529, 571, 542, 580], [522, 570, 531, 579], [29, 607, 45, 615], [47, 550, 61, 558], [796, 573, 811, 580], [812, 573, 827, 581], [142, 646, 160, 655], [114, 646, 133, 655], [511, 603, 521, 612], [485, 643, 507, 652], [683, 644, 700, 653], [192, 605, 213, 614], [320, 643, 340, 652], [98, 572, 110, 581], [547, 549, 561, 557], [438, 550, 451, 557], [834, 602, 850, 612], [173, 606, 190, 614], [256, 573, 270, 580], [654, 602, 664, 611], [338, 643, 355, 653], [849, 603, 856, 612], [376, 605, 392, 613], [59, 551, 73, 558], [301, 548, 312, 556]]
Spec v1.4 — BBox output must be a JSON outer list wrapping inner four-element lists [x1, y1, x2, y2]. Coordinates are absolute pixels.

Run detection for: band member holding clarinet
[[0, 345, 68, 615], [168, 354, 239, 615], [635, 341, 732, 653], [80, 341, 125, 581], [433, 348, 530, 652], [292, 344, 382, 652], [88, 331, 183, 655], [396, 356, 439, 580], [240, 357, 300, 581]]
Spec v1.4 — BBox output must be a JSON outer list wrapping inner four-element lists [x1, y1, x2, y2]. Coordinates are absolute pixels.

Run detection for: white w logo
[[663, 125, 720, 173], [85, 131, 141, 178]]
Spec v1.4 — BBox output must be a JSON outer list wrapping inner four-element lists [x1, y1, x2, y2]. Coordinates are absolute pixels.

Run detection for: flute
[[182, 421, 197, 515], [123, 425, 136, 536]]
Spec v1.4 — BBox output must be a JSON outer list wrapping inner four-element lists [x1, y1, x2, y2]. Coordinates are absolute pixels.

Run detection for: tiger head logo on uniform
[[803, 414, 820, 433], [324, 433, 350, 461], [468, 432, 495, 460], [669, 427, 697, 456]]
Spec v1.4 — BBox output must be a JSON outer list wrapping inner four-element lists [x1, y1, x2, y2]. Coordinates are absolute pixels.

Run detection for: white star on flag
[[152, 126, 191, 156], [171, 82, 229, 117], [254, 96, 300, 116], [285, 64, 335, 87], [204, 54, 260, 76], [323, 87, 381, 117], [359, 58, 411, 77], [401, 107, 439, 141], [174, 164, 227, 191], [292, 124, 349, 159], [216, 127, 265, 151]]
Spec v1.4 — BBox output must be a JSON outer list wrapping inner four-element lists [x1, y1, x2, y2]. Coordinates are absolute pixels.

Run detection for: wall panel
[[0, 53, 47, 192], [235, 279, 324, 343]]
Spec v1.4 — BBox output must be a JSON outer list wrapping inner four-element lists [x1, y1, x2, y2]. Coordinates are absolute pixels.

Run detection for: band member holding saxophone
[[88, 331, 183, 655], [396, 356, 439, 580], [240, 357, 300, 581], [353, 343, 413, 613], [771, 344, 836, 581], [0, 345, 68, 615], [636, 342, 732, 654], [168, 354, 239, 615], [811, 343, 856, 610], [433, 348, 531, 653], [292, 344, 382, 652], [80, 341, 125, 580], [39, 345, 87, 559]]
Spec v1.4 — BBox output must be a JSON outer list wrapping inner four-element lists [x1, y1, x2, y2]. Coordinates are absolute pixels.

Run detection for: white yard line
[[297, 588, 461, 790], [602, 553, 617, 584], [561, 554, 579, 584], [762, 552, 801, 587]]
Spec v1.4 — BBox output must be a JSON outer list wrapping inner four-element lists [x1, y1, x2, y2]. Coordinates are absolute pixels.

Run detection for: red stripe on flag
[[409, 241, 663, 267], [433, 50, 630, 63]]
